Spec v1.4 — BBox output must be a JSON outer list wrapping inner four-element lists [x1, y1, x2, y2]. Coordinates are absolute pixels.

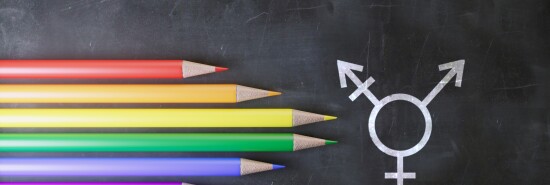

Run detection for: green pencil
[[0, 133, 337, 152]]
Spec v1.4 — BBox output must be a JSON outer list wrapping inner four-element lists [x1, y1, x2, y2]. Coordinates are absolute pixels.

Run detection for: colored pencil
[[0, 158, 284, 176], [0, 84, 280, 103], [0, 60, 227, 79], [0, 183, 193, 185], [0, 133, 336, 152], [0, 109, 336, 127]]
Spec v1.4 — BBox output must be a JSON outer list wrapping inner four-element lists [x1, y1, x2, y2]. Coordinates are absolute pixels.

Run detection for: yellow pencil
[[0, 109, 336, 128], [0, 84, 280, 103]]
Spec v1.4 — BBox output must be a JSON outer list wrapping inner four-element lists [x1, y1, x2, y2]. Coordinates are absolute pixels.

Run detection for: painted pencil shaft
[[0, 84, 279, 103], [0, 109, 336, 127], [0, 133, 336, 152], [0, 183, 191, 185], [0, 60, 226, 79], [0, 158, 283, 176]]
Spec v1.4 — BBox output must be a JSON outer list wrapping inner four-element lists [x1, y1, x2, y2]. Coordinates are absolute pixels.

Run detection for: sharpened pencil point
[[292, 110, 335, 127], [240, 159, 281, 175], [325, 140, 338, 145], [182, 61, 221, 78], [268, 91, 282, 96], [293, 134, 333, 151], [273, 164, 285, 170], [215, 67, 228, 72], [324, 115, 337, 121], [236, 85, 279, 102]]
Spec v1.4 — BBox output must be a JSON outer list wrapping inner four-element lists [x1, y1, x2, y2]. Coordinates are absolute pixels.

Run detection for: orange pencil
[[0, 84, 280, 103]]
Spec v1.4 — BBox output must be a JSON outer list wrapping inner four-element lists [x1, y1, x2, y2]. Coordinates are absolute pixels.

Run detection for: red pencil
[[0, 60, 227, 79]]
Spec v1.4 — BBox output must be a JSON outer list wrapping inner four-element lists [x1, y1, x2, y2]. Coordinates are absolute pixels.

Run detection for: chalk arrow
[[337, 60, 380, 103], [422, 59, 465, 105], [337, 60, 363, 88]]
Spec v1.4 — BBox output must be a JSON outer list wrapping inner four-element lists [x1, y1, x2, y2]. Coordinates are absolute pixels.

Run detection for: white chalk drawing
[[338, 59, 465, 185]]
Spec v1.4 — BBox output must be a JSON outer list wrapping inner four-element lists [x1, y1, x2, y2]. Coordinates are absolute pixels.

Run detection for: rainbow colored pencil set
[[0, 60, 337, 185]]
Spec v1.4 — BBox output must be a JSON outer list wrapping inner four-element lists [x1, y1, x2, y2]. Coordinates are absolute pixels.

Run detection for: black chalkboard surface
[[0, 0, 548, 185]]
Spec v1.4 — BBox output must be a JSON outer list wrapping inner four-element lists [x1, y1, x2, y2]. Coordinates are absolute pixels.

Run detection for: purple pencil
[[0, 183, 193, 185], [0, 158, 284, 176]]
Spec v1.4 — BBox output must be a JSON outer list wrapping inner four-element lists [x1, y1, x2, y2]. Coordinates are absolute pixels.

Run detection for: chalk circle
[[368, 93, 432, 157]]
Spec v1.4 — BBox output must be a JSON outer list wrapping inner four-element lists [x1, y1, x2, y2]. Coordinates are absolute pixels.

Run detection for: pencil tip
[[292, 110, 335, 127], [273, 164, 285, 170], [325, 140, 338, 145], [324, 115, 337, 121], [293, 134, 334, 151], [268, 91, 282, 96], [236, 85, 279, 102], [215, 67, 228, 72], [240, 158, 281, 175], [182, 61, 221, 78]]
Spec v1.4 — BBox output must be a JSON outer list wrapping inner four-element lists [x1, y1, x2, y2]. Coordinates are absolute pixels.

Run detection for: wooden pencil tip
[[325, 140, 338, 145], [240, 158, 282, 175], [293, 134, 334, 151], [215, 66, 228, 72], [324, 115, 337, 121], [292, 110, 333, 127], [181, 61, 219, 78], [236, 85, 279, 102]]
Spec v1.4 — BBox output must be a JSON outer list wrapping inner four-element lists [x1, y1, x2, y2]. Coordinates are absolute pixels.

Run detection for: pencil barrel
[[0, 84, 237, 103], [0, 109, 294, 127], [0, 133, 294, 152], [0, 158, 276, 176], [0, 183, 186, 185], [0, 60, 183, 79]]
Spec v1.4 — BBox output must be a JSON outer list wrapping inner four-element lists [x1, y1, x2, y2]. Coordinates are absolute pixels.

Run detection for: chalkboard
[[0, 0, 548, 184]]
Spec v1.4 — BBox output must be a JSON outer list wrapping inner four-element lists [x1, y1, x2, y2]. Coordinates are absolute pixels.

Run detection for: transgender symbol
[[337, 59, 465, 185]]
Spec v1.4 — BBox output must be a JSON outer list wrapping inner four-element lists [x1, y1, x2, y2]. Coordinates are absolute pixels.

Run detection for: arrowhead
[[438, 59, 465, 87], [337, 60, 363, 88]]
